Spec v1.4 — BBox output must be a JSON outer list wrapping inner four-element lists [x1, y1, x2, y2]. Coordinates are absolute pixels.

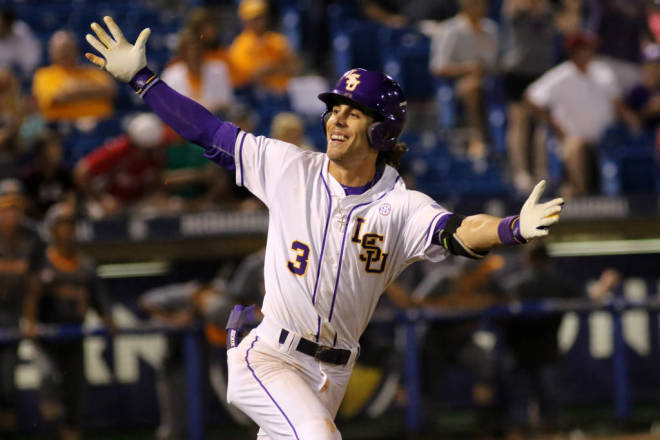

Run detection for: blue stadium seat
[[434, 75, 508, 155], [380, 29, 434, 101], [331, 19, 383, 77], [280, 4, 302, 52], [421, 155, 511, 199], [252, 92, 293, 137], [327, 1, 361, 37], [599, 127, 658, 195], [435, 78, 457, 130]]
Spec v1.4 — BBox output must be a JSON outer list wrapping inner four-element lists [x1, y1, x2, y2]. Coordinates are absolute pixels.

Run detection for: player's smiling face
[[325, 104, 374, 164]]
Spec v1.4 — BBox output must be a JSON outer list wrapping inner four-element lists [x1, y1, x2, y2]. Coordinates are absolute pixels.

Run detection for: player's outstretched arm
[[85, 17, 238, 163], [455, 180, 563, 252]]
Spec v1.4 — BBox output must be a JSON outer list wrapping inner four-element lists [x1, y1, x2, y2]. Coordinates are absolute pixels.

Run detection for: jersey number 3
[[287, 240, 310, 276]]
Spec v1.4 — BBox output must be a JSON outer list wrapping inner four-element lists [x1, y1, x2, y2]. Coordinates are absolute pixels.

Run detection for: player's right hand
[[85, 16, 151, 82]]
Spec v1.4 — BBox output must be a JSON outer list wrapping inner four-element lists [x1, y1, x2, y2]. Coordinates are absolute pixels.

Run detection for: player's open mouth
[[330, 133, 349, 143]]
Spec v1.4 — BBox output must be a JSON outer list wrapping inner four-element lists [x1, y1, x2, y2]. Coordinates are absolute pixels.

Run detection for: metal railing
[[1, 296, 658, 439]]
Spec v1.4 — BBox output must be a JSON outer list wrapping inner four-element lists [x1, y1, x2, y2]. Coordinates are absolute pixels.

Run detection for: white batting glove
[[519, 180, 564, 240], [84, 16, 151, 82]]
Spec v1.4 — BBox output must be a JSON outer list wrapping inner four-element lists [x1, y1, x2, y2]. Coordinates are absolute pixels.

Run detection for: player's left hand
[[519, 180, 564, 240], [84, 16, 151, 82]]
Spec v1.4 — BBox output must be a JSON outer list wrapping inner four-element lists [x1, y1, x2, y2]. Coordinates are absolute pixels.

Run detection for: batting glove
[[519, 180, 564, 240], [498, 180, 564, 244], [84, 16, 151, 82]]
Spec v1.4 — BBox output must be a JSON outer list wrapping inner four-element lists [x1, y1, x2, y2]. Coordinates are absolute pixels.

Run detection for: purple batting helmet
[[318, 68, 407, 152]]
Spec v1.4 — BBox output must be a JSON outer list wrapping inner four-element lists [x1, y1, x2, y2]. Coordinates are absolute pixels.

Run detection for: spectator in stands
[[229, 0, 300, 95], [625, 44, 660, 132], [649, 1, 660, 45], [0, 69, 24, 179], [361, 0, 459, 28], [23, 202, 115, 440], [0, 9, 41, 78], [586, 0, 649, 94], [526, 31, 640, 198], [429, 0, 498, 161], [185, 6, 225, 55], [554, 0, 584, 36], [73, 113, 174, 218], [500, 242, 620, 439], [499, 0, 558, 194], [32, 30, 116, 123], [0, 179, 42, 440], [270, 112, 314, 151], [162, 29, 233, 115], [139, 275, 233, 440], [161, 138, 229, 211], [20, 130, 75, 220]]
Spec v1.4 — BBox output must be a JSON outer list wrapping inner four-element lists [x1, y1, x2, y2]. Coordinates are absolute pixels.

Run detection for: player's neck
[[328, 158, 377, 187]]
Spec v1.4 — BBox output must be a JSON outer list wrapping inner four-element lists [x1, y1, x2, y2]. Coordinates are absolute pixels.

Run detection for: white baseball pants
[[227, 317, 359, 440]]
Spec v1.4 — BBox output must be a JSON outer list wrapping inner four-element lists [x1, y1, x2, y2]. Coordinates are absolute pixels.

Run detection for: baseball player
[[84, 17, 564, 440]]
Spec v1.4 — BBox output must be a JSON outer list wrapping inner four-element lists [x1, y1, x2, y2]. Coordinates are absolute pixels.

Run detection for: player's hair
[[378, 142, 408, 169]]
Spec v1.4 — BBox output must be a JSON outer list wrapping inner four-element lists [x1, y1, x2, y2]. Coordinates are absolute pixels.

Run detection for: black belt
[[279, 329, 351, 366]]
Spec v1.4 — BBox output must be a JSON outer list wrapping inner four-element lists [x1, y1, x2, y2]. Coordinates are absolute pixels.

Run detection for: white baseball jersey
[[233, 130, 452, 350]]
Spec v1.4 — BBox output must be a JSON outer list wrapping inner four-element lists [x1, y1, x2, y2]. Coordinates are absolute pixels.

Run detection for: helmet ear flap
[[368, 121, 396, 152]]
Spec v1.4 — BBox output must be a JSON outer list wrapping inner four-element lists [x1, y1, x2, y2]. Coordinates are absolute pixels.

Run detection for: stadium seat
[[380, 29, 434, 101], [327, 1, 361, 37], [435, 78, 457, 130], [599, 127, 658, 195], [280, 4, 302, 52], [331, 19, 384, 77]]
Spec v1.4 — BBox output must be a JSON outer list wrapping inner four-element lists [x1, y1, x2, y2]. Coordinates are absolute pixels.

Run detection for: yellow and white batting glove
[[498, 180, 564, 244], [85, 16, 151, 82]]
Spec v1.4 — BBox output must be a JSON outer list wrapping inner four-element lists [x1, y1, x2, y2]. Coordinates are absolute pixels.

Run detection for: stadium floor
[[16, 403, 660, 439]]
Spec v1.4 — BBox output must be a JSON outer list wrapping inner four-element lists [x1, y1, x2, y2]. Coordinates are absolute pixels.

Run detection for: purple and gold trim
[[129, 67, 159, 97], [498, 215, 527, 245]]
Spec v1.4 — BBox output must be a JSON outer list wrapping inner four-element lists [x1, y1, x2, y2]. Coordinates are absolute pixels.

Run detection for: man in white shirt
[[0, 10, 41, 78], [526, 31, 639, 198]]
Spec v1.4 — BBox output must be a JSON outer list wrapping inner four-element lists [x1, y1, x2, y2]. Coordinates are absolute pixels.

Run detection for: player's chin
[[326, 141, 347, 159]]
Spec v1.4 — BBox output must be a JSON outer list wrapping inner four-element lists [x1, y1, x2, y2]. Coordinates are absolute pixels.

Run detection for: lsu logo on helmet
[[344, 70, 361, 91]]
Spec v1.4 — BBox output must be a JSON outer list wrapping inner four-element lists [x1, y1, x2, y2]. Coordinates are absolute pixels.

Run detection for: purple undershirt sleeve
[[430, 213, 452, 246], [130, 67, 239, 171]]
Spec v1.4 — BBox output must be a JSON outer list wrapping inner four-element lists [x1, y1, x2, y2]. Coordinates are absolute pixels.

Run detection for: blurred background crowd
[[0, 0, 658, 220], [0, 0, 659, 439]]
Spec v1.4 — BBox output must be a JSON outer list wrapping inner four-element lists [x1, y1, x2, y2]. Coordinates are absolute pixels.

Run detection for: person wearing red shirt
[[73, 113, 175, 217]]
